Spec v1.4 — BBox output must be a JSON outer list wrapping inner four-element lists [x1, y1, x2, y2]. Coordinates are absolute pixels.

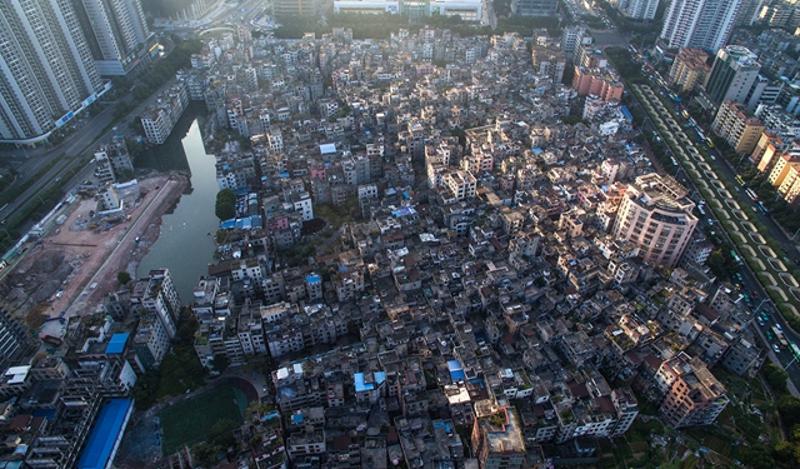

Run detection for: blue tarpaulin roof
[[391, 206, 417, 218], [219, 215, 263, 230], [354, 371, 386, 392], [262, 410, 280, 421], [433, 420, 454, 433], [447, 360, 466, 382], [77, 398, 133, 469], [104, 333, 129, 355], [306, 274, 321, 284], [620, 105, 633, 123]]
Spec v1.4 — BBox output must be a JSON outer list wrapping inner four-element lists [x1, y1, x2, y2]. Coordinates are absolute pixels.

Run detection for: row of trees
[[112, 38, 202, 102], [759, 364, 800, 466], [131, 311, 207, 410], [273, 13, 564, 40], [215, 189, 236, 220]]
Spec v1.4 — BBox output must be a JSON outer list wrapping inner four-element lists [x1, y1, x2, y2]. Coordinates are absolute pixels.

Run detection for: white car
[[773, 344, 781, 354]]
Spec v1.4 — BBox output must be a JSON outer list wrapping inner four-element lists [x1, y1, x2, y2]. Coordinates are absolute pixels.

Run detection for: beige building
[[777, 163, 800, 204], [612, 173, 698, 268], [444, 170, 477, 202], [669, 48, 710, 93], [768, 152, 800, 204], [768, 153, 799, 186], [657, 353, 729, 428], [711, 101, 765, 155], [752, 131, 784, 171]]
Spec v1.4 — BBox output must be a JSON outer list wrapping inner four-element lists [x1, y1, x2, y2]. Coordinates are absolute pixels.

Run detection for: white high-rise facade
[[0, 0, 105, 143], [75, 0, 151, 75], [614, 0, 660, 20], [660, 0, 745, 53]]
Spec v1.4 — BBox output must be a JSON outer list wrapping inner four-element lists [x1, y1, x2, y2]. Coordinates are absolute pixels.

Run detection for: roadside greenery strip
[[0, 156, 87, 253], [632, 84, 800, 329]]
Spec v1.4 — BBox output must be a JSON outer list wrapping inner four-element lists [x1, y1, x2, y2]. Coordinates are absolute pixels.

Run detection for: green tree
[[778, 395, 800, 429], [117, 271, 131, 285], [215, 189, 236, 220], [739, 444, 775, 469], [192, 442, 218, 467], [213, 354, 230, 372], [707, 250, 729, 280], [764, 363, 789, 394]]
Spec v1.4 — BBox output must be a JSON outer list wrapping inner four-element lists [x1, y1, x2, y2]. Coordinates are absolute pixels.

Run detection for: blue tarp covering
[[433, 420, 454, 433], [219, 215, 263, 230], [306, 274, 321, 284], [620, 105, 633, 123], [77, 398, 132, 469], [447, 360, 466, 382], [262, 410, 280, 421], [391, 206, 417, 218], [104, 333, 129, 355], [354, 371, 386, 392], [532, 147, 544, 155]]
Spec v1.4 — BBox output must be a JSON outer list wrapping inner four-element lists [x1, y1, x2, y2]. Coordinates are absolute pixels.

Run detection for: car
[[773, 344, 781, 354], [767, 330, 775, 340], [776, 323, 783, 331]]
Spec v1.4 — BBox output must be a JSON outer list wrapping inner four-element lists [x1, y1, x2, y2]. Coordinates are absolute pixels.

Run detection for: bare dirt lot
[[0, 174, 188, 333]]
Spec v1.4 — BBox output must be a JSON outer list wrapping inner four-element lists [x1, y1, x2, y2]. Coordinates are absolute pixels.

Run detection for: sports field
[[159, 383, 248, 455]]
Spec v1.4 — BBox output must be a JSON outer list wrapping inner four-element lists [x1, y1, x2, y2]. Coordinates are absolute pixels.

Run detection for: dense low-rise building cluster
[[158, 26, 763, 466], [0, 21, 771, 469]]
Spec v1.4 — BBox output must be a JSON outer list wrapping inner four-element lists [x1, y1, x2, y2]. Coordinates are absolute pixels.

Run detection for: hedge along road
[[633, 84, 800, 389], [634, 86, 800, 312]]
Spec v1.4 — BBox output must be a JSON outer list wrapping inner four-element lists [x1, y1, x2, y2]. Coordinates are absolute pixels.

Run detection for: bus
[[730, 250, 743, 265], [745, 188, 759, 201], [695, 128, 706, 140], [773, 325, 789, 347], [791, 342, 800, 361]]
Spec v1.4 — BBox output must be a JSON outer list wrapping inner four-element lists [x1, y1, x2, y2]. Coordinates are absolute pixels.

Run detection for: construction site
[[0, 173, 188, 339]]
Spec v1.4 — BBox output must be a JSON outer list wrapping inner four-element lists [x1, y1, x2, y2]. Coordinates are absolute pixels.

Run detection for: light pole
[[785, 355, 798, 371], [754, 298, 768, 315]]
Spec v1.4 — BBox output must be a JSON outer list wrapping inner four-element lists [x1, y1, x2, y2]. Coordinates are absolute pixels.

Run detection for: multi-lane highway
[[0, 72, 186, 241], [632, 84, 800, 392]]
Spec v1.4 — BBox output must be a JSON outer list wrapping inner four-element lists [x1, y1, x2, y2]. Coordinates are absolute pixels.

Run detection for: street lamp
[[785, 355, 798, 371]]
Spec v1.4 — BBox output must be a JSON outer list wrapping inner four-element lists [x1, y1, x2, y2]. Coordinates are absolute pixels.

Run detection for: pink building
[[572, 66, 624, 102]]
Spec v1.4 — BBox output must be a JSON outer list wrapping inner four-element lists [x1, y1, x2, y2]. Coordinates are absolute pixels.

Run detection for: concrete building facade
[[612, 173, 698, 268]]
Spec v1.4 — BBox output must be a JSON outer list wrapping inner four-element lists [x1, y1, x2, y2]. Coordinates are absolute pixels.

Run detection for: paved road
[[637, 58, 800, 262], [64, 179, 177, 320], [631, 84, 800, 392], [0, 78, 179, 232]]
